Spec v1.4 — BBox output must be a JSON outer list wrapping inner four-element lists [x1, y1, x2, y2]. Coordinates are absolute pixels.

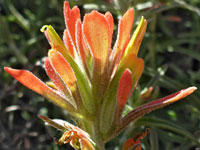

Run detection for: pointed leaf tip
[[123, 16, 147, 59], [117, 86, 197, 135], [163, 86, 197, 104], [4, 67, 76, 113]]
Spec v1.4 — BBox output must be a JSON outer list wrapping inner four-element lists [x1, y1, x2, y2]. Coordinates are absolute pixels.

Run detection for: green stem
[[81, 105, 105, 150], [92, 107, 105, 150]]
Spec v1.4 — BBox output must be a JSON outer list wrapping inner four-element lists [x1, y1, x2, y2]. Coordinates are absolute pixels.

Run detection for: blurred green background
[[0, 0, 200, 149]]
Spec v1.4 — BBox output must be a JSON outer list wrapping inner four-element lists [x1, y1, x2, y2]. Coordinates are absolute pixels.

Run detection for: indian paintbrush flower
[[4, 1, 197, 149]]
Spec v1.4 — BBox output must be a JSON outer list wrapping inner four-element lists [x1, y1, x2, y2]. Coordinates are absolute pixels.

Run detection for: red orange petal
[[4, 67, 76, 112], [117, 69, 132, 110], [48, 50, 76, 92], [105, 12, 114, 48], [120, 87, 197, 131], [123, 17, 147, 58], [44, 58, 76, 106], [63, 29, 75, 57], [64, 1, 80, 55], [111, 8, 134, 74], [83, 10, 110, 74], [119, 53, 144, 90]]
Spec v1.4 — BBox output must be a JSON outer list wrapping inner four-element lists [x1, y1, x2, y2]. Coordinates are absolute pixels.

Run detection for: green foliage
[[1, 0, 200, 149]]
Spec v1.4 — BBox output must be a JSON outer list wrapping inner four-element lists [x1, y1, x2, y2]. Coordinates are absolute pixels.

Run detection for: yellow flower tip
[[40, 25, 50, 32]]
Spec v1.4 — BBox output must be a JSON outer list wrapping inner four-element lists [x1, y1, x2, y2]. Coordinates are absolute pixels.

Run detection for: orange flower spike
[[83, 10, 110, 76], [5, 2, 198, 149], [4, 67, 76, 114]]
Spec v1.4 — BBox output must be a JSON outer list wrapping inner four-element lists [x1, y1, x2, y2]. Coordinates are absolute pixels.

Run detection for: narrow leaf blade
[[4, 67, 76, 113], [119, 87, 197, 134]]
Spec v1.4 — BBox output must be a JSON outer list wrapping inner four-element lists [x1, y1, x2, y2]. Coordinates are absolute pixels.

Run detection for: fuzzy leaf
[[114, 69, 132, 125], [111, 8, 134, 75], [41, 25, 69, 58], [105, 12, 114, 48], [119, 53, 144, 89], [44, 58, 76, 107], [48, 50, 94, 114], [63, 29, 75, 57], [64, 1, 80, 57], [48, 50, 76, 92], [4, 67, 76, 113], [123, 17, 147, 58], [118, 87, 197, 135], [75, 19, 90, 77], [117, 69, 132, 109], [83, 10, 110, 75]]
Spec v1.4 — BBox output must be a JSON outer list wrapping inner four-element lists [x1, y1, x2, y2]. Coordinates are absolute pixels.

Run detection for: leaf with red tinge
[[64, 1, 80, 43], [44, 58, 76, 107], [41, 25, 69, 59], [119, 53, 144, 90], [111, 8, 134, 75], [113, 69, 133, 126], [63, 29, 75, 57], [75, 19, 90, 77], [63, 1, 80, 57], [105, 12, 114, 48], [117, 69, 132, 109], [83, 10, 110, 75], [115, 69, 132, 123], [4, 67, 76, 113], [123, 17, 147, 59], [48, 50, 91, 112], [48, 50, 77, 92], [118, 87, 197, 134]]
